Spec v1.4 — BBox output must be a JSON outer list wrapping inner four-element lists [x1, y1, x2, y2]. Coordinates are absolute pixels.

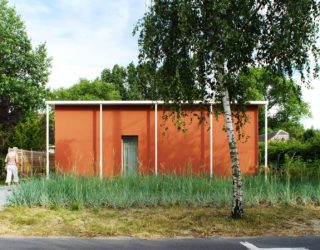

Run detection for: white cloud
[[9, 0, 145, 88], [6, 0, 320, 129]]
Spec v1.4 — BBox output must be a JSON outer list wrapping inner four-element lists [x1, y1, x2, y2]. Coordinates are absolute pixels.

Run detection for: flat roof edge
[[45, 100, 268, 106]]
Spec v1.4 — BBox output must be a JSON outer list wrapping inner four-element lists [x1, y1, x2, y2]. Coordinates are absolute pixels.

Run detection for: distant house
[[259, 130, 289, 142]]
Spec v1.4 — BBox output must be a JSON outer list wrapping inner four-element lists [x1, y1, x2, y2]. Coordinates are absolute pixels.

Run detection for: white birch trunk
[[221, 87, 244, 218]]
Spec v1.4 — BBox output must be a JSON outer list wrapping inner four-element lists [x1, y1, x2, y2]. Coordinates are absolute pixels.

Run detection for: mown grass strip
[[0, 205, 319, 237]]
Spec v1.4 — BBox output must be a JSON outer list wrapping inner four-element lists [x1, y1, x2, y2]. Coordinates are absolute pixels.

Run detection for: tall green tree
[[101, 64, 127, 99], [126, 62, 142, 100], [49, 78, 121, 101], [100, 63, 155, 100], [135, 0, 319, 218], [135, 63, 157, 100], [9, 113, 46, 151], [0, 0, 51, 153], [241, 67, 311, 137], [0, 0, 51, 126]]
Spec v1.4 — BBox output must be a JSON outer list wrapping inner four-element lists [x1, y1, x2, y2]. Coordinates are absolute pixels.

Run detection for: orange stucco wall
[[55, 105, 259, 176]]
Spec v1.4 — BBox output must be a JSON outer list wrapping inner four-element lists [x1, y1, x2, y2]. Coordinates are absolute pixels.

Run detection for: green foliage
[[0, 0, 51, 162], [49, 78, 121, 101], [240, 68, 311, 135], [100, 63, 154, 100], [8, 113, 46, 151], [8, 174, 320, 208], [0, 0, 51, 127], [101, 64, 127, 99], [135, 0, 319, 106], [259, 134, 320, 168], [126, 62, 142, 100], [302, 128, 318, 142]]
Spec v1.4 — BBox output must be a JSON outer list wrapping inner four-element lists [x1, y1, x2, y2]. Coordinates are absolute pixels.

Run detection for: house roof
[[259, 130, 289, 141]]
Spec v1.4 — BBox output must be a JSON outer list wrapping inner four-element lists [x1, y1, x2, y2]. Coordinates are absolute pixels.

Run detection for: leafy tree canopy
[[0, 0, 51, 127], [302, 128, 320, 142], [135, 0, 319, 106], [240, 67, 311, 137], [8, 113, 46, 151], [100, 63, 154, 100], [101, 64, 127, 99], [49, 78, 121, 101]]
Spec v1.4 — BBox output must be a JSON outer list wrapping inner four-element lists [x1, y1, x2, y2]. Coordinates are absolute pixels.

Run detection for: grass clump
[[7, 174, 320, 209], [9, 175, 231, 208]]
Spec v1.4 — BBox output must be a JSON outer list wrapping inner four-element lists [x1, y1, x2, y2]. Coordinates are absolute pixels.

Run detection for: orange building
[[46, 101, 267, 177]]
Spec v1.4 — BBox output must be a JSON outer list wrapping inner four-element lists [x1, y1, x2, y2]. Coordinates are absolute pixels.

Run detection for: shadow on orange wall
[[55, 105, 259, 177]]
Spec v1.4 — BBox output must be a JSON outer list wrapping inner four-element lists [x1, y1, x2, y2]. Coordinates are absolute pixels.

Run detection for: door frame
[[121, 135, 138, 175]]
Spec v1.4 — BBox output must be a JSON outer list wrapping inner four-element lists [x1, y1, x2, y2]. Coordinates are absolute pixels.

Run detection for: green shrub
[[8, 113, 46, 151], [259, 139, 320, 168]]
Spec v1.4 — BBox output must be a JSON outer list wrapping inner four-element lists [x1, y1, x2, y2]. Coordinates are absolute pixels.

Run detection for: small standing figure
[[5, 147, 19, 186]]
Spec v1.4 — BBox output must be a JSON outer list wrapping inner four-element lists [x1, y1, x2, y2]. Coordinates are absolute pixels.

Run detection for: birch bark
[[221, 87, 244, 218]]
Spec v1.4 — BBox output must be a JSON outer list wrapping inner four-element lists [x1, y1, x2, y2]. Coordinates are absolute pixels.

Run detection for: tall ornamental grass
[[8, 174, 320, 209]]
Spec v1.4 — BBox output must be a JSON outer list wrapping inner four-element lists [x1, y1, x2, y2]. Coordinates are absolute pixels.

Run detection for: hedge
[[259, 136, 320, 168]]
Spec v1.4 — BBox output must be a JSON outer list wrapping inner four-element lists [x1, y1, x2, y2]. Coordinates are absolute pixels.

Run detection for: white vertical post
[[20, 149, 23, 175], [155, 102, 158, 176], [31, 149, 33, 175], [264, 102, 268, 181], [99, 104, 103, 179], [46, 104, 49, 179], [210, 104, 213, 178]]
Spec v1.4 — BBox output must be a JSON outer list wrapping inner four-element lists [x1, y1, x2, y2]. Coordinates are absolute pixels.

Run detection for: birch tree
[[135, 0, 319, 218]]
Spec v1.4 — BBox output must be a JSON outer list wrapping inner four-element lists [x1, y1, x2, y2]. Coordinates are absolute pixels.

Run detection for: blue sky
[[9, 0, 146, 88], [7, 0, 320, 129]]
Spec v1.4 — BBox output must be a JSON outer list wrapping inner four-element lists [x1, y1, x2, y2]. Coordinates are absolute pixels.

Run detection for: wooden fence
[[17, 149, 55, 177]]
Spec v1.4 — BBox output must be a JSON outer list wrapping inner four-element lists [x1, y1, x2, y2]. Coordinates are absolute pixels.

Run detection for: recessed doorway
[[122, 136, 138, 175]]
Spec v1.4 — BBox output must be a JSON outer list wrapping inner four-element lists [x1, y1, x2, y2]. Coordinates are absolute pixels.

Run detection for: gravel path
[[0, 186, 13, 210]]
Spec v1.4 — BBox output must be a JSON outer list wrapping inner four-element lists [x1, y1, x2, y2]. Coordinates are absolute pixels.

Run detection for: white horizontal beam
[[246, 100, 268, 105], [46, 100, 157, 106], [45, 100, 268, 106]]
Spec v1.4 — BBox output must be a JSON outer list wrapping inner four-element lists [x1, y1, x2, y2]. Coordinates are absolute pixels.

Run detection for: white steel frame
[[45, 100, 268, 179], [154, 102, 158, 176], [99, 104, 103, 179], [210, 104, 213, 178], [46, 104, 49, 179]]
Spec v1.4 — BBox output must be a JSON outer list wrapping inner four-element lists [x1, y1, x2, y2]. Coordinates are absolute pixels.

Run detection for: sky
[[7, 0, 320, 129]]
